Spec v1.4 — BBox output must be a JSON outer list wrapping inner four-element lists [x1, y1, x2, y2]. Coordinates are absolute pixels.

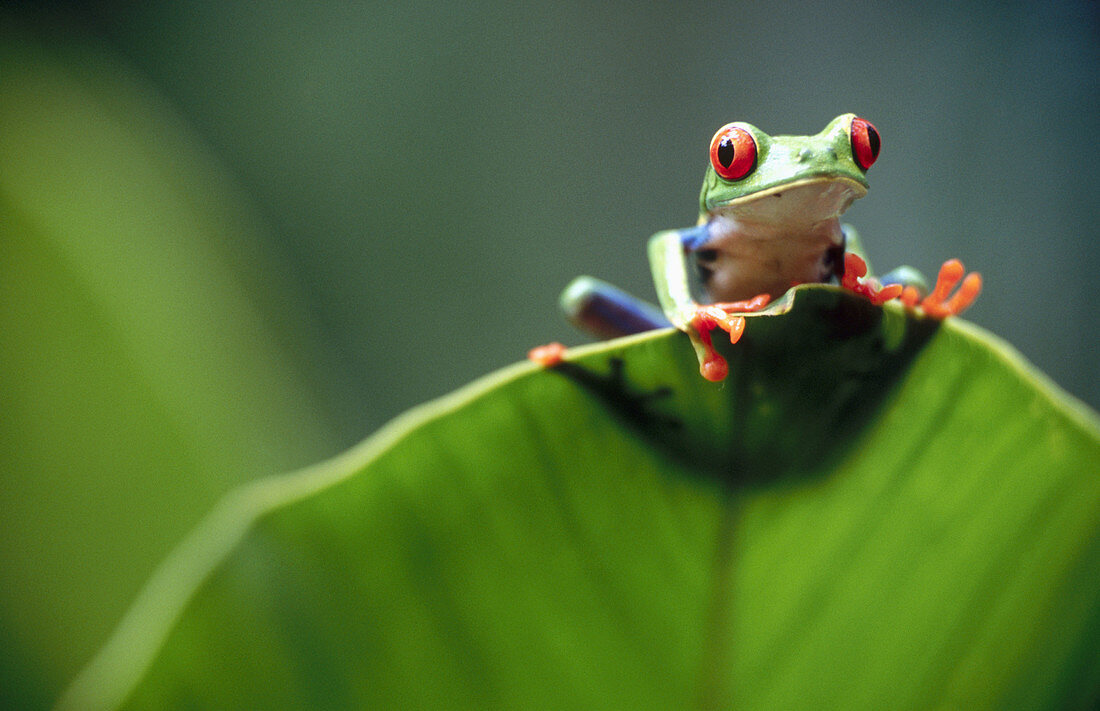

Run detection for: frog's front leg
[[840, 253, 906, 305], [841, 249, 981, 317], [648, 225, 771, 381]]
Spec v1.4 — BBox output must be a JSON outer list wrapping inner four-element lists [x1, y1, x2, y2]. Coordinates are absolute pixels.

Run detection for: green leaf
[[59, 288, 1099, 711]]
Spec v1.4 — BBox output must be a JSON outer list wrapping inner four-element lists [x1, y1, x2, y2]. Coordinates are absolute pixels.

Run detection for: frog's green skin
[[649, 113, 905, 329], [559, 114, 947, 378]]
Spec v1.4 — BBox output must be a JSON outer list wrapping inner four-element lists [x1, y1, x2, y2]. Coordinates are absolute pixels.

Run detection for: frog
[[538, 114, 981, 381]]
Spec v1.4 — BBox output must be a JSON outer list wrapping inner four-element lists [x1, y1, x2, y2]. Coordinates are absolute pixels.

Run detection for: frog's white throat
[[699, 177, 866, 301], [710, 176, 867, 229]]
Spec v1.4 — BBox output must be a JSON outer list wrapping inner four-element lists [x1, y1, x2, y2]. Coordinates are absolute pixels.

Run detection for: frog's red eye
[[850, 117, 880, 170], [709, 125, 757, 180]]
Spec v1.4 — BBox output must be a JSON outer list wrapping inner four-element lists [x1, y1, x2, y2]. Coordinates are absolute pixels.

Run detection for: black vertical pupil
[[866, 125, 880, 159], [717, 138, 736, 167]]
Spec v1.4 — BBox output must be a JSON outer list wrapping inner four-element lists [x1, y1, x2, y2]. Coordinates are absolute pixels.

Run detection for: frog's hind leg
[[561, 276, 673, 340]]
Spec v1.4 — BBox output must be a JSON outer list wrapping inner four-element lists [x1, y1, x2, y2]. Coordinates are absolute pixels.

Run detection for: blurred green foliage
[[61, 0, 1100, 425], [0, 15, 336, 706]]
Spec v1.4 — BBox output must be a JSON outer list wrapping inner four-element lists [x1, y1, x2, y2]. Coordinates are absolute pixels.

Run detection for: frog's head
[[698, 113, 880, 222]]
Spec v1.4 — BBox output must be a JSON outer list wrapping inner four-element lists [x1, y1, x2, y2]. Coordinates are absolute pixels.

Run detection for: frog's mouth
[[710, 176, 867, 226]]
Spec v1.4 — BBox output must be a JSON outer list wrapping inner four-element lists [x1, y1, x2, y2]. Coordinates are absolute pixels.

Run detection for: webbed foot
[[689, 294, 771, 382], [919, 259, 982, 318]]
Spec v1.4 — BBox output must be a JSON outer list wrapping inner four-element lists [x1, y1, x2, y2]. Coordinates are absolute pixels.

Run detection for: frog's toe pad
[[900, 285, 922, 307], [693, 306, 747, 344], [528, 342, 567, 366], [841, 253, 903, 305]]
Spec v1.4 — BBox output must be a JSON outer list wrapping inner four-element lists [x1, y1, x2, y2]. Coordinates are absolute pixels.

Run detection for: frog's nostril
[[797, 148, 813, 162]]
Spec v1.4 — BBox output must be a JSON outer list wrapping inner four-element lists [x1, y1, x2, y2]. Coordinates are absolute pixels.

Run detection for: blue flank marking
[[679, 223, 711, 251]]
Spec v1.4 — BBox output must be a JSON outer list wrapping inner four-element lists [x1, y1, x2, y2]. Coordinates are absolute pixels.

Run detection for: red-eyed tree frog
[[535, 114, 981, 381]]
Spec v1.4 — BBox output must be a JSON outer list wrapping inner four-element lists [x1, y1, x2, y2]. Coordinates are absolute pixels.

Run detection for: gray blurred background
[[31, 1, 1100, 437], [1, 1, 1097, 707]]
